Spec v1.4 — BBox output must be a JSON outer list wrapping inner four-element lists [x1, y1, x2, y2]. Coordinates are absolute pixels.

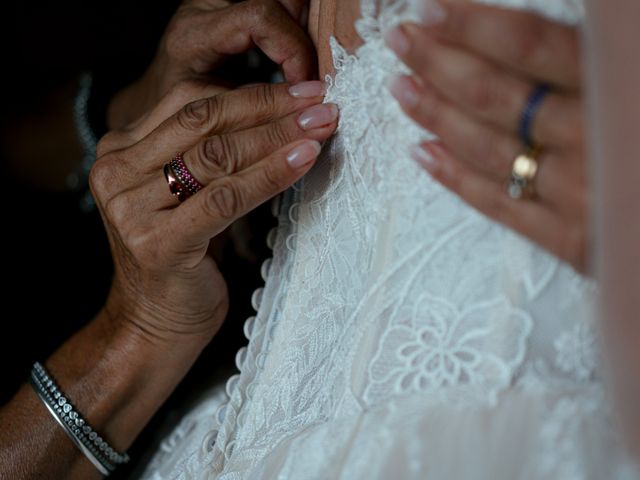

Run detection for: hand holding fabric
[[93, 81, 337, 346], [387, 1, 587, 272], [109, 0, 317, 130]]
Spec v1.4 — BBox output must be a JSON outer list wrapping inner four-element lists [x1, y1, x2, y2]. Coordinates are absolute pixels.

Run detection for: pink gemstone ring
[[163, 163, 190, 203], [169, 153, 204, 196]]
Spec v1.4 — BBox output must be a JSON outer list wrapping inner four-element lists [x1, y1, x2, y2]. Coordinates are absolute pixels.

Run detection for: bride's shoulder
[[308, 0, 363, 76]]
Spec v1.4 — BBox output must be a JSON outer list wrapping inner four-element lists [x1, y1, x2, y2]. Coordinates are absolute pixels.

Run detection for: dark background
[[0, 1, 275, 477]]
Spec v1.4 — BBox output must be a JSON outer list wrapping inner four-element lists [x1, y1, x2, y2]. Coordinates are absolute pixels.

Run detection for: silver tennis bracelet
[[30, 362, 130, 476]]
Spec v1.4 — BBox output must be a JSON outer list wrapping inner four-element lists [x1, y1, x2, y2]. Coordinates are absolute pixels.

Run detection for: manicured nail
[[385, 26, 410, 56], [411, 144, 439, 172], [289, 81, 326, 98], [419, 0, 447, 26], [390, 76, 420, 109], [298, 104, 339, 130], [287, 140, 322, 168]]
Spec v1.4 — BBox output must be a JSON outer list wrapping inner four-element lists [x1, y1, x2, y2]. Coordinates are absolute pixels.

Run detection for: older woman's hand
[[94, 80, 337, 344], [386, 1, 587, 272], [109, 0, 316, 129]]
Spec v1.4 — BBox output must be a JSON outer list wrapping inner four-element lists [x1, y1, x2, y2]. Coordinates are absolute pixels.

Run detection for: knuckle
[[104, 192, 133, 226], [96, 132, 120, 157], [89, 156, 117, 200], [261, 161, 288, 192], [266, 120, 294, 148], [205, 182, 242, 220], [253, 84, 279, 112], [176, 97, 216, 132], [200, 135, 238, 175]]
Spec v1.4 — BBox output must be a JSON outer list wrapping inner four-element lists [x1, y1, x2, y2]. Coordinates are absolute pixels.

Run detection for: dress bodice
[[140, 1, 639, 479]]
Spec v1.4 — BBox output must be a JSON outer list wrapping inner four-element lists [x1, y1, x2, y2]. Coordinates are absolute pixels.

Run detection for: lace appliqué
[[366, 294, 532, 405]]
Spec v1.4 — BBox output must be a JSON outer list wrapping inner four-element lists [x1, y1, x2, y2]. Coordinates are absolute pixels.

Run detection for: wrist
[[45, 304, 215, 454], [103, 277, 226, 351]]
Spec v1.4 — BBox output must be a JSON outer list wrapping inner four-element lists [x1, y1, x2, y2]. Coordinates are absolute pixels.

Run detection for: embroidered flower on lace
[[554, 322, 597, 381], [366, 295, 532, 404]]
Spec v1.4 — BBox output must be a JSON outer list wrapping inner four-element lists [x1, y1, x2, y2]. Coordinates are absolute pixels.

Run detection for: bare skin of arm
[[0, 310, 213, 479]]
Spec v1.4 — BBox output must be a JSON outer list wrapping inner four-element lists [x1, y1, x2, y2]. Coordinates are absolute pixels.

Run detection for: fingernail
[[384, 26, 410, 57], [298, 104, 339, 130], [289, 81, 326, 98], [390, 76, 420, 109], [287, 140, 322, 168], [419, 0, 447, 26], [411, 144, 439, 172]]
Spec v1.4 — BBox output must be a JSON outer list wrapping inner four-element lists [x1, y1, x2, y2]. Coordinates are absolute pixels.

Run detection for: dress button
[[235, 347, 248, 371], [285, 234, 297, 251], [246, 382, 257, 399], [266, 227, 278, 249], [225, 374, 241, 397], [256, 352, 268, 370], [243, 317, 256, 340], [251, 288, 264, 311], [268, 323, 279, 341], [260, 258, 273, 282], [215, 404, 228, 426], [202, 430, 219, 454], [225, 440, 236, 460], [288, 202, 300, 223], [271, 195, 282, 217]]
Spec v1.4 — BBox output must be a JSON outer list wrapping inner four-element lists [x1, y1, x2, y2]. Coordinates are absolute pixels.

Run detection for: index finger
[[423, 0, 582, 89], [172, 139, 321, 247], [129, 81, 327, 170], [187, 0, 317, 83]]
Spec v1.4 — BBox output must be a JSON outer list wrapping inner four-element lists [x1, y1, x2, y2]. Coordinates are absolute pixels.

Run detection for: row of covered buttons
[[202, 196, 285, 456]]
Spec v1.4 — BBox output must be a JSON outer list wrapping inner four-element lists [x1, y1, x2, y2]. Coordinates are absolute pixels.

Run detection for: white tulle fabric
[[140, 0, 640, 478]]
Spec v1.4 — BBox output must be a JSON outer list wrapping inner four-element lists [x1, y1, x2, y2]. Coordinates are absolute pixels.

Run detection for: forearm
[[0, 307, 213, 479], [586, 0, 640, 456]]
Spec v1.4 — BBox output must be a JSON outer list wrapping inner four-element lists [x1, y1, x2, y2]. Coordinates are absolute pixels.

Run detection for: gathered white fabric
[[140, 0, 640, 478]]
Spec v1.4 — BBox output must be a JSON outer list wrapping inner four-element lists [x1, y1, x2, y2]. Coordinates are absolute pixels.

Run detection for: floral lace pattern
[[139, 1, 639, 479], [365, 294, 532, 405]]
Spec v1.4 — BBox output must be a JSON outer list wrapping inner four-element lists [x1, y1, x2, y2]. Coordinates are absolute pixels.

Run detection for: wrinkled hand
[[109, 0, 316, 130], [386, 1, 587, 272], [93, 81, 337, 345]]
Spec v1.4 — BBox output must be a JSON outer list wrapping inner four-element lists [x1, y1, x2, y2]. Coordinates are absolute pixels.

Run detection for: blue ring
[[519, 84, 550, 147]]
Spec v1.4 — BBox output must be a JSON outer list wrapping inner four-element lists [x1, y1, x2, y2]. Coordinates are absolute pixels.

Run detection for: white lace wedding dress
[[140, 0, 640, 478]]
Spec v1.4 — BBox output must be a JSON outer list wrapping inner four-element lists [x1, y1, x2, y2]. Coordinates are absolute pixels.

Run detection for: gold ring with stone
[[507, 146, 541, 200]]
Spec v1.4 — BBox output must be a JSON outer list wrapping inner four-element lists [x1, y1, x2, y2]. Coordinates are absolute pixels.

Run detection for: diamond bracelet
[[30, 362, 130, 476]]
